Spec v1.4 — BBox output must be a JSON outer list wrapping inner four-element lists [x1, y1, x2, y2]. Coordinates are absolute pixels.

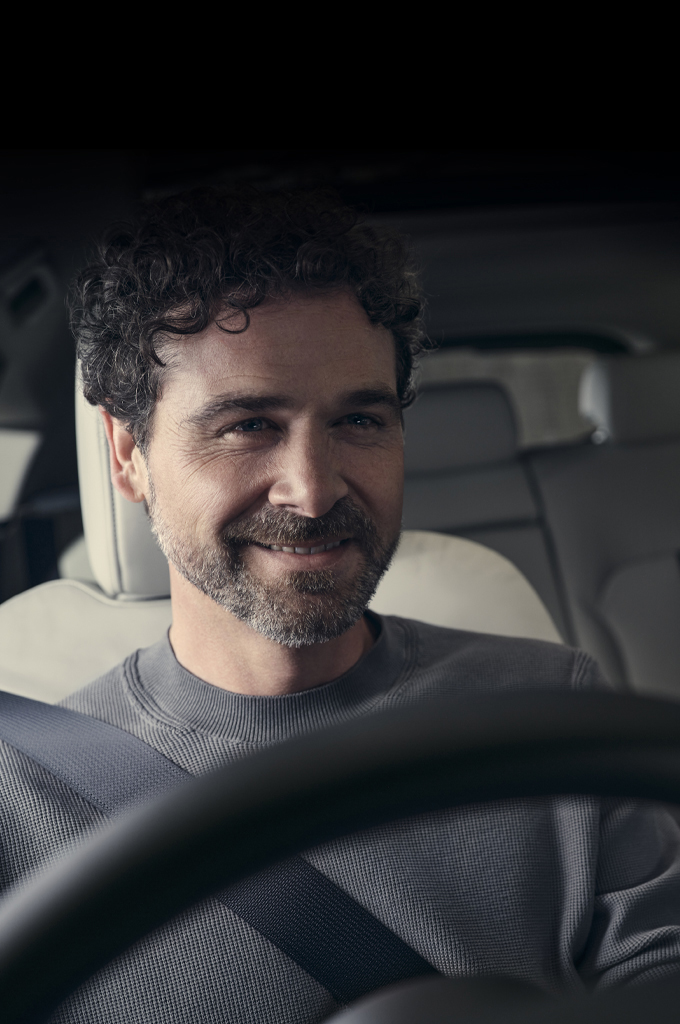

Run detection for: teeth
[[265, 540, 345, 554]]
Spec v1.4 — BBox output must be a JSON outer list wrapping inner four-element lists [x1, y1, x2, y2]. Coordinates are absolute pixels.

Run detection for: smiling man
[[103, 289, 404, 695], [2, 187, 680, 1023]]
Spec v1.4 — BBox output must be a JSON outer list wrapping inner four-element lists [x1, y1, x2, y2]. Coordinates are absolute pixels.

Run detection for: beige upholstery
[[0, 380, 562, 705], [370, 531, 561, 644], [0, 581, 172, 702], [75, 378, 170, 599]]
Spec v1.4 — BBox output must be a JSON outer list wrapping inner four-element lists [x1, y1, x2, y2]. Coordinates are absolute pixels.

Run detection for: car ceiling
[[2, 149, 680, 348], [0, 150, 678, 463]]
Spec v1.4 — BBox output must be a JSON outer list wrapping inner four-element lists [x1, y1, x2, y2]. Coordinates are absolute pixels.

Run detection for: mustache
[[220, 496, 378, 548]]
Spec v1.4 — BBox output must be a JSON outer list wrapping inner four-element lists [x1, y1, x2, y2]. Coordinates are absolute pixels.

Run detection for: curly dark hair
[[69, 186, 431, 453]]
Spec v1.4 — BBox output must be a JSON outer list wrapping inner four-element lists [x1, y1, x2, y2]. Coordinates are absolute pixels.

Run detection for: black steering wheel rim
[[3, 689, 680, 1023]]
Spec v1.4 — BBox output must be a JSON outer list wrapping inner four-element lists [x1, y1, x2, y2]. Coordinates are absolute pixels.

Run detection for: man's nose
[[267, 430, 349, 519]]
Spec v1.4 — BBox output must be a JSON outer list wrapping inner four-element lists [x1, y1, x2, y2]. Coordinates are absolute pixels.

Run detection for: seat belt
[[0, 690, 436, 1004]]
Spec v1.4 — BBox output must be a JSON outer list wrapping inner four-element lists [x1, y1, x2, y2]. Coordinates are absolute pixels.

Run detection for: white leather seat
[[0, 380, 561, 704]]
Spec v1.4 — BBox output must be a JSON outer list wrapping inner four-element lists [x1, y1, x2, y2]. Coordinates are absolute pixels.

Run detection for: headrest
[[75, 375, 170, 599], [579, 354, 680, 443], [403, 382, 518, 475]]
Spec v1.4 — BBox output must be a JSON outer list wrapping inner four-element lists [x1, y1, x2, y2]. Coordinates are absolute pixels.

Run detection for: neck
[[167, 566, 376, 696]]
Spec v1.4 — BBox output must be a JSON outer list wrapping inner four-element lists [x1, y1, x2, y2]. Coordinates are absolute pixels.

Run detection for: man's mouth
[[254, 538, 349, 556]]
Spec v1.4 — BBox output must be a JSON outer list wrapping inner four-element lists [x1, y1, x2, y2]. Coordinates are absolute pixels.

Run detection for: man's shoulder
[[58, 652, 137, 724], [59, 633, 172, 724], [383, 615, 608, 700]]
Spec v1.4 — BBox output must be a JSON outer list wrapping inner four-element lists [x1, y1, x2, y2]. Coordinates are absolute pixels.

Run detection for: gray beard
[[147, 487, 399, 648]]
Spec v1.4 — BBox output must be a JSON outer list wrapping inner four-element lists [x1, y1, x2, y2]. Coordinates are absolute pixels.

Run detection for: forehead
[[159, 290, 397, 412]]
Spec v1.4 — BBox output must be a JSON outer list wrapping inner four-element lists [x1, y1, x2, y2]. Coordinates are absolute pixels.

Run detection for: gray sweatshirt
[[1, 615, 680, 1023]]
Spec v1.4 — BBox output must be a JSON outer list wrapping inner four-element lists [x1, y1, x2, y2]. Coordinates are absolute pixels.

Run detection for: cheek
[[378, 449, 404, 526], [378, 473, 404, 529], [167, 453, 274, 529], [350, 442, 404, 520]]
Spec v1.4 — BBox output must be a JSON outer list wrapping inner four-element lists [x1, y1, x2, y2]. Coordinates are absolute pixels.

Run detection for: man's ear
[[99, 408, 149, 504]]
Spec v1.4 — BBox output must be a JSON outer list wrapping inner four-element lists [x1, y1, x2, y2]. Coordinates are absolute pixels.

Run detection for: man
[[2, 188, 680, 1022]]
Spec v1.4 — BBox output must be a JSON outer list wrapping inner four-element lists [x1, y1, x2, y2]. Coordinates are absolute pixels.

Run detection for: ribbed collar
[[129, 614, 410, 745]]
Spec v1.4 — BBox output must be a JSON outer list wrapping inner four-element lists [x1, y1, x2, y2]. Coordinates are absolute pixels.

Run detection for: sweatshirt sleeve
[[578, 797, 680, 988], [570, 647, 617, 693], [568, 648, 680, 987]]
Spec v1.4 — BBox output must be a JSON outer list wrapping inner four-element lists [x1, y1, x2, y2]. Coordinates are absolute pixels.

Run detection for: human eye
[[342, 413, 379, 428], [333, 412, 385, 443], [231, 417, 269, 433], [217, 417, 277, 444]]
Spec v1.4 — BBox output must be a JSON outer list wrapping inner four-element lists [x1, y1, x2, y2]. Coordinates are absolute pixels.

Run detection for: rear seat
[[402, 382, 572, 642], [528, 354, 680, 697]]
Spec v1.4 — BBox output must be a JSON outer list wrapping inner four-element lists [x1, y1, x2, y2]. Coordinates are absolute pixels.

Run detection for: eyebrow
[[341, 387, 402, 414], [184, 385, 401, 429], [184, 394, 295, 429]]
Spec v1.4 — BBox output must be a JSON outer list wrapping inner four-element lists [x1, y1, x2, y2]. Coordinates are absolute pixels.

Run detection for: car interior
[[2, 150, 680, 1021]]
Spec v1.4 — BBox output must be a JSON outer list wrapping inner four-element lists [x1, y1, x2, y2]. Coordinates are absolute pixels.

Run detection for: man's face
[[142, 290, 404, 647]]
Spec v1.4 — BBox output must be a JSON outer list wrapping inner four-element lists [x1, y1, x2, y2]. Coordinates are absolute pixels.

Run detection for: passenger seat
[[403, 382, 571, 642], [529, 354, 680, 697]]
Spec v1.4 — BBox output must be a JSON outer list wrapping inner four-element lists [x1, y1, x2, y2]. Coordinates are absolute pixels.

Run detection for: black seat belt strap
[[0, 690, 435, 1003], [220, 857, 435, 1003], [0, 690, 189, 815]]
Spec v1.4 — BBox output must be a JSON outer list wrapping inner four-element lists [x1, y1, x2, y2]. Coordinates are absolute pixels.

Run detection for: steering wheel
[[3, 689, 680, 1024]]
